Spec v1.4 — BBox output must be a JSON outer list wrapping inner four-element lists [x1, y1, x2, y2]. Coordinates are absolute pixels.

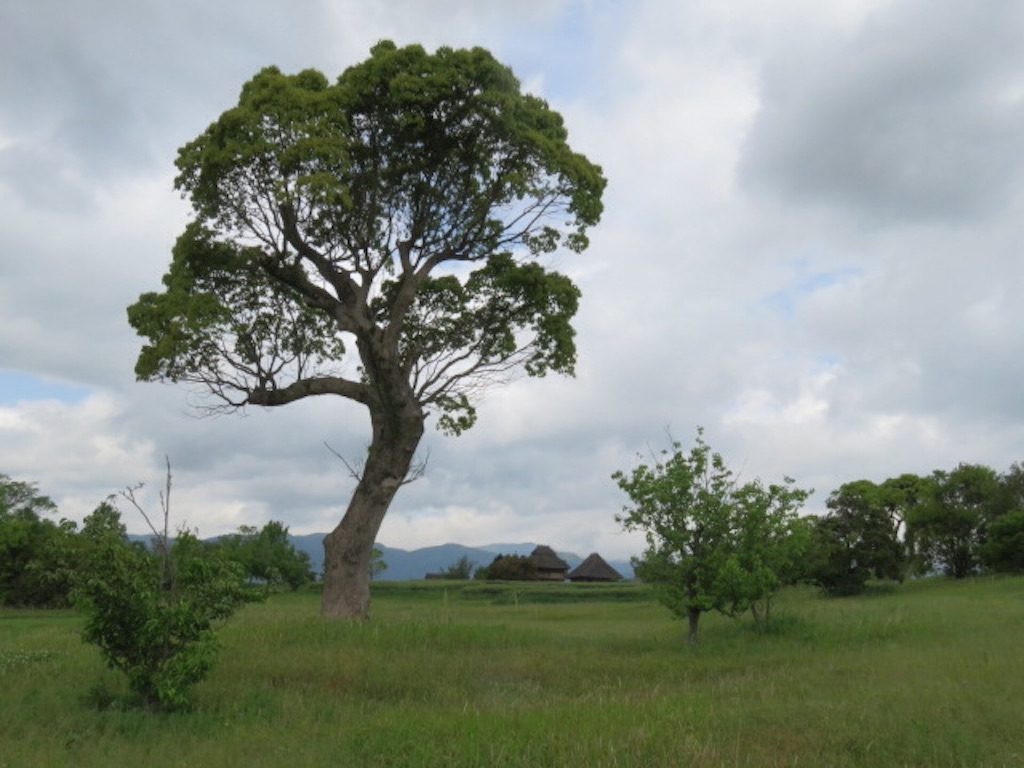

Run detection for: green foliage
[[0, 474, 57, 518], [906, 464, 999, 578], [0, 473, 79, 607], [73, 499, 257, 711], [979, 509, 1024, 572], [478, 554, 538, 581], [613, 428, 810, 643], [806, 517, 865, 597], [127, 41, 605, 424], [807, 479, 909, 596], [719, 481, 812, 623], [980, 461, 1024, 574], [214, 521, 313, 591], [438, 555, 476, 580]]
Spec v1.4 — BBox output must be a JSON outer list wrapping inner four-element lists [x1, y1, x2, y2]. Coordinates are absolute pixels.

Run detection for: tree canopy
[[129, 41, 603, 427]]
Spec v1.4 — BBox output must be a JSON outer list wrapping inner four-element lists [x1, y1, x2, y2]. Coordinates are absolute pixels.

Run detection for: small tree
[[613, 429, 809, 644], [73, 464, 256, 711], [720, 480, 812, 623], [369, 547, 387, 580]]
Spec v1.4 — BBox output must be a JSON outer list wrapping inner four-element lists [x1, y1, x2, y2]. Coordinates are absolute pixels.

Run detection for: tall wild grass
[[2, 576, 1022, 767]]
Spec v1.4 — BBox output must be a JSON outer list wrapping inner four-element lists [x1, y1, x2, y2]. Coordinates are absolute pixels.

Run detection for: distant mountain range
[[287, 535, 635, 581]]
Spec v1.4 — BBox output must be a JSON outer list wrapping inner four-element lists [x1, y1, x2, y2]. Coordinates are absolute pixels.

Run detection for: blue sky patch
[[0, 370, 91, 405], [767, 267, 863, 317]]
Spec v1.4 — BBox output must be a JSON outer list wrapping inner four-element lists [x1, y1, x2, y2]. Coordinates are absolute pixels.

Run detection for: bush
[[74, 522, 257, 711], [477, 554, 537, 581], [73, 470, 257, 711]]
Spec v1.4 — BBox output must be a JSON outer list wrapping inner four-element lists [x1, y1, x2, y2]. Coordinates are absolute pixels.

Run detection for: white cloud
[[739, 0, 1024, 222], [2, 0, 1023, 563], [0, 394, 156, 519]]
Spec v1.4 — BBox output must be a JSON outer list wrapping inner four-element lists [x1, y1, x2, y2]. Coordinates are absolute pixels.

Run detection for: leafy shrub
[[477, 554, 537, 581], [74, 523, 256, 711], [73, 471, 257, 711]]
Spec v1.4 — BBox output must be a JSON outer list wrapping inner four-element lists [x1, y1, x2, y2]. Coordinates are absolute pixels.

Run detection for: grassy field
[[2, 576, 1023, 767]]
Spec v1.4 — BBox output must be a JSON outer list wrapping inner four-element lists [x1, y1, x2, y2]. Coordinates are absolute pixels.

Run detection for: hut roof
[[530, 545, 569, 571], [568, 552, 623, 581]]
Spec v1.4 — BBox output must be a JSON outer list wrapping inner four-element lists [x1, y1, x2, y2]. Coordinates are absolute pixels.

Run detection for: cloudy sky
[[2, 0, 1023, 560]]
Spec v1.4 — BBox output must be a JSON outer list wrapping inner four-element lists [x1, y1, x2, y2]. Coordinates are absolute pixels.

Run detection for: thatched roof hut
[[567, 552, 623, 582], [529, 545, 570, 581]]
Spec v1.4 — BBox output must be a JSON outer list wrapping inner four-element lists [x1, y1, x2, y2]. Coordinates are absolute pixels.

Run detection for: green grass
[[2, 577, 1024, 767]]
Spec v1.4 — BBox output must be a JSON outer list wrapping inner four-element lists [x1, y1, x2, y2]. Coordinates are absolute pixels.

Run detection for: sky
[[2, 0, 1023, 560]]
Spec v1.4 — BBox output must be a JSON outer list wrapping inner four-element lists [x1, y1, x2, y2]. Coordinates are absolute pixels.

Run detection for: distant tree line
[[808, 462, 1024, 594], [0, 473, 314, 609], [4, 454, 1024, 615], [432, 553, 582, 581]]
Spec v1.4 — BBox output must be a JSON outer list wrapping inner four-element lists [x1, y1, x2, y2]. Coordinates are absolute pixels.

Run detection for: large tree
[[127, 42, 605, 618]]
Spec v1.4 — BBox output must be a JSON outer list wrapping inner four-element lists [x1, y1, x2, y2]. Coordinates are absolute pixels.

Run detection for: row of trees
[[809, 463, 1024, 595], [614, 430, 1024, 643], [0, 473, 313, 609]]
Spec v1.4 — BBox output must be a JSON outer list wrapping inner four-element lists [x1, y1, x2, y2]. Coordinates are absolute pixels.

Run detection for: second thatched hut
[[567, 552, 623, 582]]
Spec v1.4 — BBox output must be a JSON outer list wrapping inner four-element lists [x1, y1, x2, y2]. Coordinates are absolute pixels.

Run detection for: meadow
[[2, 576, 1023, 767]]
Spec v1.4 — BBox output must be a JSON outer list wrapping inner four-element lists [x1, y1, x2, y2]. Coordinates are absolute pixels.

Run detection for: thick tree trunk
[[321, 387, 424, 619], [687, 608, 701, 645]]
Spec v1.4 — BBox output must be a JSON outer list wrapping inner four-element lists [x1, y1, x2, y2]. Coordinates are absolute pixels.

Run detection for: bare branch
[[119, 482, 162, 543], [403, 448, 429, 486], [118, 456, 176, 584], [323, 441, 364, 482], [160, 455, 172, 541], [323, 441, 428, 486]]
